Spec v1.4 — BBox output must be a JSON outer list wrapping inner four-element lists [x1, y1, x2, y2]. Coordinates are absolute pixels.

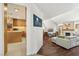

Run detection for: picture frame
[[33, 14, 42, 27]]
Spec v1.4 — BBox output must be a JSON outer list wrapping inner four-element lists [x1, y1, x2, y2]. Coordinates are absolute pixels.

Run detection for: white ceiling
[[36, 3, 79, 19], [7, 3, 26, 19], [49, 9, 79, 24]]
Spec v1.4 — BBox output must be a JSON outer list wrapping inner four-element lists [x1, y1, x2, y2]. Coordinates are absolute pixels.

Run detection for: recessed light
[[4, 7, 7, 11]]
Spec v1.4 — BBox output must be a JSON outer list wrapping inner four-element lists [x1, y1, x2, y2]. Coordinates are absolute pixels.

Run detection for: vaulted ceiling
[[36, 3, 79, 20]]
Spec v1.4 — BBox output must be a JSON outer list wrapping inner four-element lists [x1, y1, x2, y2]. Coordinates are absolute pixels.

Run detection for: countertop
[[7, 30, 23, 32]]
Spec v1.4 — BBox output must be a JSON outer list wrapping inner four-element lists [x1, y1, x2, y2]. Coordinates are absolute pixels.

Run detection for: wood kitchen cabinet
[[13, 18, 26, 26], [7, 31, 22, 43]]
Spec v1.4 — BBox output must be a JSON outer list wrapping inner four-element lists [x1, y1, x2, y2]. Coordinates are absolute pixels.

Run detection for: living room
[[38, 3, 79, 56]]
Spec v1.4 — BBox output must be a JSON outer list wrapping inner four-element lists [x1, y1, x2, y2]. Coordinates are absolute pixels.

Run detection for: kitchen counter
[[7, 30, 23, 32]]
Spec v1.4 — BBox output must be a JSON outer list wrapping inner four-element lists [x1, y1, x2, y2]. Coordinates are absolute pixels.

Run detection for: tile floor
[[6, 38, 26, 56]]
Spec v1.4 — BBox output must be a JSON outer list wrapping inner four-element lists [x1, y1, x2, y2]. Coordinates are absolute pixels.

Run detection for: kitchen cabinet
[[13, 18, 26, 26]]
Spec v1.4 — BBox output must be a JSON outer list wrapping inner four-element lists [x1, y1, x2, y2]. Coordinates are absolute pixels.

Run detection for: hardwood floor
[[37, 32, 79, 56]]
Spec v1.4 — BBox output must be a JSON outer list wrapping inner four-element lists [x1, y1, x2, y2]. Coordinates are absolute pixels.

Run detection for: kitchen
[[4, 3, 26, 56]]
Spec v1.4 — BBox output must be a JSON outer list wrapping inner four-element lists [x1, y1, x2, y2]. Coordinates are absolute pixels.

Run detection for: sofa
[[51, 36, 79, 49]]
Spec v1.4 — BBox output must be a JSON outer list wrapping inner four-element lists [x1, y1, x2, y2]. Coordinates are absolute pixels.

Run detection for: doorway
[[4, 3, 27, 56]]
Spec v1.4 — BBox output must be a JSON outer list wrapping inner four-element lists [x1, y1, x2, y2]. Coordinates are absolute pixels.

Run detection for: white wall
[[43, 20, 58, 32], [0, 4, 4, 56], [26, 4, 44, 55]]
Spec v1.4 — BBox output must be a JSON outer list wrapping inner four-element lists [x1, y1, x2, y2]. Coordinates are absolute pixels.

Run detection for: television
[[65, 32, 71, 36]]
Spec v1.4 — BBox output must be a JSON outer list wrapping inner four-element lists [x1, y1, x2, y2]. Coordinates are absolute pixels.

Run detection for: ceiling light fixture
[[4, 7, 8, 11], [15, 8, 19, 12]]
